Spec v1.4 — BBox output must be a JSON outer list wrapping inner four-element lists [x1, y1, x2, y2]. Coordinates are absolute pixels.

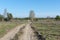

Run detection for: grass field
[[32, 19, 60, 40], [0, 21, 22, 38]]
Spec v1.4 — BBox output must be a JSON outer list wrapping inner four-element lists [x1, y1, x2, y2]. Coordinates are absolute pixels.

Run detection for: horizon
[[0, 0, 60, 18]]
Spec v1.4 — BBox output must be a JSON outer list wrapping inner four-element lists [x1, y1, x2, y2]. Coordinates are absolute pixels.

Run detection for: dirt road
[[0, 22, 45, 40], [18, 23, 38, 40]]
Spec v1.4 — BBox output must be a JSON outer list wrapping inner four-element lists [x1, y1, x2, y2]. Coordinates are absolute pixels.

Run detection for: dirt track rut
[[18, 23, 38, 40]]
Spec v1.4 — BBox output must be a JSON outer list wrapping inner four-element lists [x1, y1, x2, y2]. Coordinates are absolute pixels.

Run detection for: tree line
[[0, 9, 60, 21], [0, 13, 13, 21]]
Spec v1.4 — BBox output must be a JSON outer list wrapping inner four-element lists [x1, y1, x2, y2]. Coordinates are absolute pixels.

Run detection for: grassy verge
[[32, 20, 60, 40], [0, 22, 22, 38]]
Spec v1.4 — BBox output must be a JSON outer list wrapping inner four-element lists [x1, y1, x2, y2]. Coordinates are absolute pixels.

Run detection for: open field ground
[[32, 19, 60, 40], [0, 19, 60, 40]]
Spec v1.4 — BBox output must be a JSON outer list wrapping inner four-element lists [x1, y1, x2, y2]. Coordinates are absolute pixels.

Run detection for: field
[[32, 19, 60, 40], [0, 21, 23, 38]]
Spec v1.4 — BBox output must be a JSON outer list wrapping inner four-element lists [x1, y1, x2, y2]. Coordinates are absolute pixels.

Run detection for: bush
[[55, 15, 60, 20], [0, 14, 4, 21]]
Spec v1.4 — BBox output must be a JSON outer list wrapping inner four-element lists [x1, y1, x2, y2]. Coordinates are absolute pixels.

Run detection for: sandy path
[[18, 23, 38, 40], [0, 24, 25, 40]]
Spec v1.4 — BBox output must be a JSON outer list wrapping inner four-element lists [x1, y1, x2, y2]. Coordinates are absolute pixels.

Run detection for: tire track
[[18, 23, 38, 40]]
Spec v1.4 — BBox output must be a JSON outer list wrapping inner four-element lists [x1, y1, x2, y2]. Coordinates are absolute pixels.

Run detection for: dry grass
[[32, 19, 60, 40]]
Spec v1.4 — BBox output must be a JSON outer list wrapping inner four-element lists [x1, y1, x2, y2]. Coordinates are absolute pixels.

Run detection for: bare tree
[[4, 9, 7, 18], [29, 10, 35, 21]]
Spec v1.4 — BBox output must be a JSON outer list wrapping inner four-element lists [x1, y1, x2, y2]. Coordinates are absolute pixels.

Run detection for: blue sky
[[0, 0, 60, 18]]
